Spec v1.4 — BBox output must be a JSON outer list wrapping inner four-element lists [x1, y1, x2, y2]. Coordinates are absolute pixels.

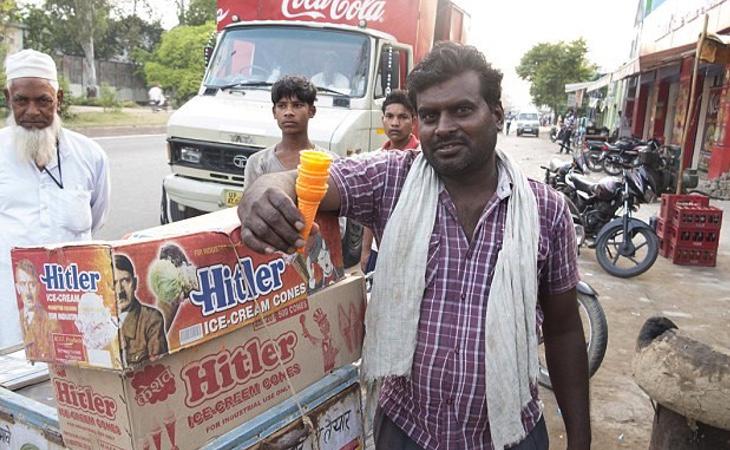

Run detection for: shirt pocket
[[48, 187, 93, 234]]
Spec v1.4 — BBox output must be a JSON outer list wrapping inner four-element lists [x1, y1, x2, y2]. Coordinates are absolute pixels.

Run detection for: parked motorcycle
[[541, 151, 587, 189], [550, 126, 562, 143], [564, 160, 660, 277]]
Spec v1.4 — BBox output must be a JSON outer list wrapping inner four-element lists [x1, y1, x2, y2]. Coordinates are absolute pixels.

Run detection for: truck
[[160, 0, 469, 266]]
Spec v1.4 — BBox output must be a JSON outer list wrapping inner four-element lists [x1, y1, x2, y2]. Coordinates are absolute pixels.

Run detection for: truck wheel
[[341, 220, 363, 269], [160, 187, 170, 224]]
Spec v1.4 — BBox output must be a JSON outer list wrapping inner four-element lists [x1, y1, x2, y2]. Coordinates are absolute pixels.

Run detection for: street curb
[[70, 125, 167, 138]]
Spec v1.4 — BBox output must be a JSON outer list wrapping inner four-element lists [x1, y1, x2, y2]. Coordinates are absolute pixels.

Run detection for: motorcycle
[[564, 160, 660, 278], [550, 126, 562, 143], [541, 153, 587, 248], [541, 151, 587, 189]]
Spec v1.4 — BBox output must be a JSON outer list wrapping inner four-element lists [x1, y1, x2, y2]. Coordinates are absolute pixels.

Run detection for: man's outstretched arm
[[540, 287, 591, 450], [237, 170, 341, 254]]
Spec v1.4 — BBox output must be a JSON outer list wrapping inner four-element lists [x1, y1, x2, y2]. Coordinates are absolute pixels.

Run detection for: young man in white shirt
[[0, 49, 111, 349]]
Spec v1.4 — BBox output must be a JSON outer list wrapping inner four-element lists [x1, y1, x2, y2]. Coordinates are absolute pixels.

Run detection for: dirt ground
[[503, 131, 730, 449]]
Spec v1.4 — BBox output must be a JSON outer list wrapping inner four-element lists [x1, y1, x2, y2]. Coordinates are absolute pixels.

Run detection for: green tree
[[143, 21, 215, 106], [185, 0, 216, 26], [0, 0, 18, 90], [97, 15, 164, 62], [20, 4, 85, 56], [44, 0, 111, 97], [516, 39, 597, 115]]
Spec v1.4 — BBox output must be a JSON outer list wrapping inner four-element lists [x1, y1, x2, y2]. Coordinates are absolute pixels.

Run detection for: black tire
[[341, 220, 363, 268], [595, 223, 659, 278], [160, 186, 170, 224], [585, 151, 603, 172], [538, 291, 608, 389], [602, 156, 622, 176]]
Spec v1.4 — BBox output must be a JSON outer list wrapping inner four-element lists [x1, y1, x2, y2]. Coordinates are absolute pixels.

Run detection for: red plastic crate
[[657, 218, 667, 239], [666, 242, 717, 267], [665, 226, 721, 250], [659, 238, 671, 258], [671, 205, 723, 230], [660, 194, 709, 221]]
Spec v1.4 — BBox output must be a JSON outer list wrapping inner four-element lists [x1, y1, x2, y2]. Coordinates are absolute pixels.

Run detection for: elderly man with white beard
[[0, 49, 110, 350]]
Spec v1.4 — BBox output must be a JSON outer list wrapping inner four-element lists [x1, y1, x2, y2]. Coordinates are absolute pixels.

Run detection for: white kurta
[[0, 127, 110, 349]]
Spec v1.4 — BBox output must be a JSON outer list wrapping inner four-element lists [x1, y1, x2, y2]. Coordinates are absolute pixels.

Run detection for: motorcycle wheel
[[341, 220, 364, 269], [595, 223, 659, 278], [602, 157, 622, 176], [538, 290, 608, 389], [585, 151, 604, 172]]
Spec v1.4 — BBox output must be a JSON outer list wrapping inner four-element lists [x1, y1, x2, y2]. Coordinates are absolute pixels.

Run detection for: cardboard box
[[11, 208, 344, 370], [49, 275, 365, 450], [247, 382, 363, 450]]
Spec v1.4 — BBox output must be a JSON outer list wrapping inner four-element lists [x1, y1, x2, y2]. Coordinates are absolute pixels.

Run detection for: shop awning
[[612, 57, 640, 80], [564, 74, 612, 93], [700, 33, 730, 64]]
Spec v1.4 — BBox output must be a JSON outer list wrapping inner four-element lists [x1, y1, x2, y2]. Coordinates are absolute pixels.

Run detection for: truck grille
[[169, 137, 263, 175]]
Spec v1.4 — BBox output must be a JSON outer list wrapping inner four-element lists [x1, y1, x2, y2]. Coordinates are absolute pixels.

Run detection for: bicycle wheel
[[595, 223, 659, 278], [538, 291, 608, 389]]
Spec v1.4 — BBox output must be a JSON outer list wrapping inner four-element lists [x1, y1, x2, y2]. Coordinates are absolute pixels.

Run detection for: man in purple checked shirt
[[238, 42, 590, 450]]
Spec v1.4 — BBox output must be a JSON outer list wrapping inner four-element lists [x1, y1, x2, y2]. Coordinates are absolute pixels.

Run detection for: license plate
[[222, 189, 243, 207]]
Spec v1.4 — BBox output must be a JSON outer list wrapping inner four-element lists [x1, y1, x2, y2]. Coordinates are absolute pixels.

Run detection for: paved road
[[93, 134, 169, 240]]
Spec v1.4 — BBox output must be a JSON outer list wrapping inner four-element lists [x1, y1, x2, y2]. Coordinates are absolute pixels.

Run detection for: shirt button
[[446, 398, 453, 405], [460, 294, 466, 300]]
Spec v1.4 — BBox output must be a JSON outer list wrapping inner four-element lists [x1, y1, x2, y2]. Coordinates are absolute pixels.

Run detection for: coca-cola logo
[[131, 364, 176, 406], [281, 0, 386, 22], [216, 8, 229, 23]]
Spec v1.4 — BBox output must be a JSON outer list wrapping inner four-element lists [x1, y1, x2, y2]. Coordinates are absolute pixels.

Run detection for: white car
[[515, 112, 540, 137]]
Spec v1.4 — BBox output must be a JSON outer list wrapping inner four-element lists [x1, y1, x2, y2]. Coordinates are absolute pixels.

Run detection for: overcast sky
[[462, 0, 640, 110], [20, 0, 640, 110], [146, 0, 641, 110]]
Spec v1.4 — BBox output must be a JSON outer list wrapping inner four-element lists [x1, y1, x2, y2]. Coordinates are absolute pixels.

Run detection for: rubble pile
[[697, 172, 730, 199]]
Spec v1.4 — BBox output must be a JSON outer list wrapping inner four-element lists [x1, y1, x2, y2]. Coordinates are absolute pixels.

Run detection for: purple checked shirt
[[330, 149, 580, 450]]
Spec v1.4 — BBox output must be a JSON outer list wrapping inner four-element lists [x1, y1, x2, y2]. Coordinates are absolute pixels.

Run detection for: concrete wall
[[53, 55, 148, 102]]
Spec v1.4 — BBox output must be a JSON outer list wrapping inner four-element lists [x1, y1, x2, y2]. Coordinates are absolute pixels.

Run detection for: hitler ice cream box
[[10, 207, 346, 370], [49, 274, 366, 450]]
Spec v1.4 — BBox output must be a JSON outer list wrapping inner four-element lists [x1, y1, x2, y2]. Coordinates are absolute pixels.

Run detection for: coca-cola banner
[[216, 0, 432, 58]]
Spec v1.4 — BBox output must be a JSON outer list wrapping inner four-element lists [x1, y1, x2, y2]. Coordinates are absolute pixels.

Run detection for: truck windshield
[[205, 26, 370, 98]]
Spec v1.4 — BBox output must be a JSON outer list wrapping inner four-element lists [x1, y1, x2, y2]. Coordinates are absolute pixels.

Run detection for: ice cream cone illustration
[[296, 150, 333, 253]]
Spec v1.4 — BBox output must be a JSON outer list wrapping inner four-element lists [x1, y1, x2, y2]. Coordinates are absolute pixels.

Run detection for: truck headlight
[[180, 146, 202, 164]]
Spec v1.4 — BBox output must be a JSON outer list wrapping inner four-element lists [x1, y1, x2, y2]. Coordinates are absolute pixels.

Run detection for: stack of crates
[[657, 194, 723, 266]]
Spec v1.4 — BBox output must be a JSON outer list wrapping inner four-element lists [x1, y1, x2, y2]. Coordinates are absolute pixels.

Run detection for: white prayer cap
[[5, 49, 59, 90]]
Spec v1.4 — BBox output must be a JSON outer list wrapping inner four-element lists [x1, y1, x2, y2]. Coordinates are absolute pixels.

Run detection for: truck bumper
[[163, 174, 241, 214]]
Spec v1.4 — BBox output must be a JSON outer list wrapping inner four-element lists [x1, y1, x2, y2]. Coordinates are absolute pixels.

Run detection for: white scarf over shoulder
[[362, 149, 539, 449]]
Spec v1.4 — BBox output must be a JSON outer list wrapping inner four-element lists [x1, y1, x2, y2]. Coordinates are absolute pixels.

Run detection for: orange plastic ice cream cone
[[299, 150, 333, 172], [297, 198, 321, 245], [295, 153, 332, 254]]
